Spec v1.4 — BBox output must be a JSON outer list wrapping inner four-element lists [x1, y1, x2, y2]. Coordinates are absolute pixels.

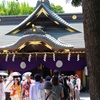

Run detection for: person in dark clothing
[[63, 77, 70, 100], [45, 75, 51, 81], [53, 70, 60, 77], [59, 78, 70, 100]]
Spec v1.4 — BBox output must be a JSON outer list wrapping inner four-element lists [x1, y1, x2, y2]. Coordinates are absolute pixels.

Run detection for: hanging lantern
[[5, 54, 9, 62], [67, 52, 71, 61], [12, 53, 15, 62], [77, 53, 80, 61], [43, 53, 47, 62], [53, 53, 55, 61], [28, 54, 32, 62]]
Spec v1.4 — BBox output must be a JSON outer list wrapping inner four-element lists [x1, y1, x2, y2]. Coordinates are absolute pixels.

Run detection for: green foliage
[[7, 1, 21, 15], [71, 0, 82, 7], [51, 3, 64, 13], [0, 10, 5, 15], [0, 0, 64, 15], [66, 0, 82, 7], [0, 0, 34, 16], [0, 0, 8, 15], [20, 2, 34, 15]]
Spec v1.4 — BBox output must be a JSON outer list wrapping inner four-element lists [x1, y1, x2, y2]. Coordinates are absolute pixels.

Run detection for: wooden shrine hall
[[0, 0, 86, 76]]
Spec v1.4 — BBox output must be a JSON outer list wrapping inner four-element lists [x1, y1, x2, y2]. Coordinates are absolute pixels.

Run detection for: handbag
[[45, 91, 52, 100], [10, 89, 16, 96]]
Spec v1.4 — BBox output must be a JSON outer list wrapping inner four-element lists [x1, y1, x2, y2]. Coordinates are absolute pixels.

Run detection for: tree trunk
[[82, 0, 100, 99]]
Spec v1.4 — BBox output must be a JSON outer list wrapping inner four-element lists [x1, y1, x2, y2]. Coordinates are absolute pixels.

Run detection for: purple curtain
[[0, 57, 86, 72]]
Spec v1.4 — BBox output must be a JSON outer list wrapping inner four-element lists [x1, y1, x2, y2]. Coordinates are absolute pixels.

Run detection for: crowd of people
[[0, 70, 81, 100]]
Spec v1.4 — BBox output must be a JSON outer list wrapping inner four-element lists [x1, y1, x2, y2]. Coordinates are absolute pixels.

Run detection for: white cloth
[[38, 89, 45, 100], [75, 89, 80, 100], [0, 83, 3, 100], [38, 90, 61, 100], [2, 82, 6, 100], [74, 78, 81, 100], [67, 81, 74, 89], [24, 97, 29, 100], [76, 78, 81, 90], [11, 94, 19, 100], [5, 80, 13, 92], [30, 82, 43, 100]]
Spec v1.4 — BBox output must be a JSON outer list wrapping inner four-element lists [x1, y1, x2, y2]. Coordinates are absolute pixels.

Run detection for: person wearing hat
[[38, 81, 61, 100], [21, 74, 33, 100], [53, 70, 60, 77], [45, 75, 51, 81]]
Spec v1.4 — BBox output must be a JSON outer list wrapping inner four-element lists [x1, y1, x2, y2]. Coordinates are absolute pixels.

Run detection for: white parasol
[[0, 72, 8, 76], [10, 72, 21, 76], [23, 72, 32, 76]]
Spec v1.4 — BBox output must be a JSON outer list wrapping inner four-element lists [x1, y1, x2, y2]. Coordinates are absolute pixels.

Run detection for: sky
[[1, 0, 82, 13]]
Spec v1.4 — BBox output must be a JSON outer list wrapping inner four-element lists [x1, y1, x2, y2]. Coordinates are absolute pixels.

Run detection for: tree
[[0, 0, 7, 15], [20, 2, 34, 15], [7, 1, 21, 15], [0, 0, 34, 15], [0, 0, 64, 15], [66, 0, 100, 99], [82, 0, 100, 99], [51, 3, 64, 13]]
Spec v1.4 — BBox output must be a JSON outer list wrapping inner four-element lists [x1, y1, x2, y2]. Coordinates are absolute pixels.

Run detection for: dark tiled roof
[[42, 3, 80, 32], [0, 0, 84, 49], [6, 1, 80, 34], [0, 33, 73, 50], [0, 23, 85, 48]]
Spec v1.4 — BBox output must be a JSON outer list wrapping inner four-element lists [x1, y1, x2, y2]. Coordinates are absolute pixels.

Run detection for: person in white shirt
[[2, 78, 7, 100], [67, 76, 74, 100], [74, 74, 81, 100], [0, 76, 4, 100], [30, 73, 43, 100], [5, 76, 14, 100]]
